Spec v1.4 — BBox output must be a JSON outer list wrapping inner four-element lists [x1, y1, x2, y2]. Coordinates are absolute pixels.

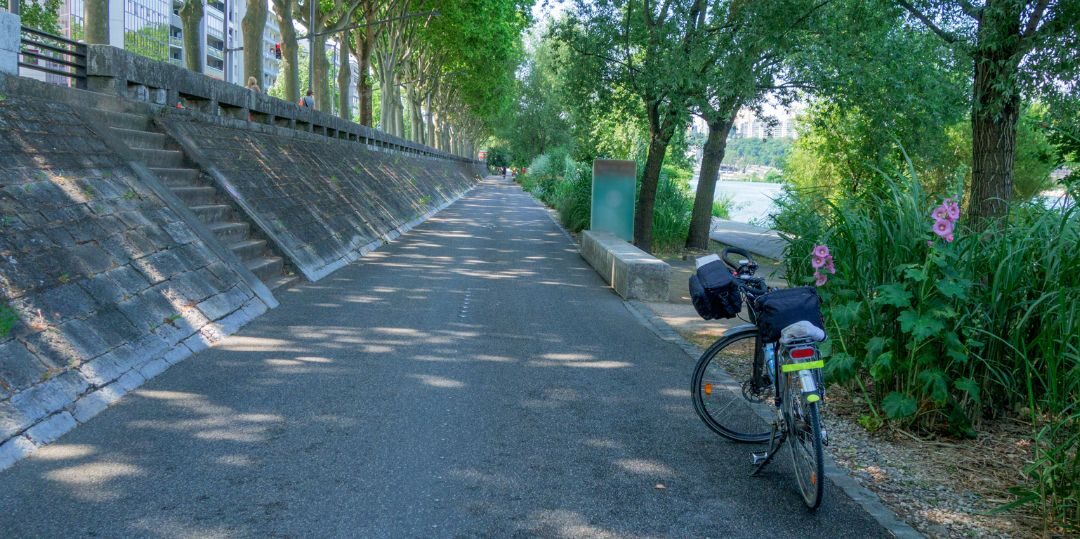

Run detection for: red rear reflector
[[790, 347, 815, 359]]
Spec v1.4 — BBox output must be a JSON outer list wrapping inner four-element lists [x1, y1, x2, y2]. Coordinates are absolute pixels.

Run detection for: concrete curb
[[621, 300, 923, 539]]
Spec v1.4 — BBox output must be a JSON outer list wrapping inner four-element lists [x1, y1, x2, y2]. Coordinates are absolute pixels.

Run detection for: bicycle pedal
[[750, 451, 769, 465]]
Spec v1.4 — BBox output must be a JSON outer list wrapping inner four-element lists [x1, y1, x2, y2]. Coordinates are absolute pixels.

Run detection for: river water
[[688, 179, 784, 225]]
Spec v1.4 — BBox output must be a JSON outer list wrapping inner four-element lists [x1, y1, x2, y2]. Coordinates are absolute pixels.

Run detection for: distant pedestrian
[[246, 76, 262, 93], [300, 89, 314, 108]]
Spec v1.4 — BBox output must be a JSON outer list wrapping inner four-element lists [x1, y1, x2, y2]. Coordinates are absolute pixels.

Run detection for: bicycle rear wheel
[[784, 370, 825, 509], [691, 327, 773, 443]]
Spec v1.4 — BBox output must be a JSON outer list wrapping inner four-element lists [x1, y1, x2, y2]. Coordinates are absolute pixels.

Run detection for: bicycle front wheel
[[691, 327, 773, 443], [785, 371, 825, 509]]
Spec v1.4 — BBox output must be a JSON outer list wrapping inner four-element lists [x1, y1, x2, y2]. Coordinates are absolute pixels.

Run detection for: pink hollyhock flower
[[812, 256, 826, 269], [932, 218, 954, 238], [927, 240, 934, 247], [931, 205, 949, 221], [826, 259, 836, 274], [947, 201, 960, 221], [814, 271, 828, 287], [813, 244, 830, 258], [946, 233, 954, 243]]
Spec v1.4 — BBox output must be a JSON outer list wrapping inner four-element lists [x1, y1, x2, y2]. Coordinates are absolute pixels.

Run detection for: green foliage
[[0, 302, 17, 339], [0, 0, 62, 34], [711, 195, 731, 219], [649, 164, 694, 253], [722, 138, 793, 169], [775, 168, 1080, 527]]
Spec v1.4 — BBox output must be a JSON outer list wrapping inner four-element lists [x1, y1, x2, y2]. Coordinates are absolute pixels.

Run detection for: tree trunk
[[636, 135, 669, 253], [272, 0, 299, 103], [354, 13, 375, 126], [687, 116, 735, 250], [179, 0, 204, 73], [84, 0, 109, 44], [635, 100, 678, 253], [337, 40, 351, 119], [241, 0, 268, 87], [425, 93, 435, 147], [312, 33, 329, 111]]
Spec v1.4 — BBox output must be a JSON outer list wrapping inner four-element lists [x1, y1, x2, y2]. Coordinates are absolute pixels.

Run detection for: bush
[[650, 164, 695, 253], [774, 169, 1080, 529]]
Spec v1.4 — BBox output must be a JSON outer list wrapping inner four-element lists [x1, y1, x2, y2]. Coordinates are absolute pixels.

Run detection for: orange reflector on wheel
[[704, 383, 712, 395], [811, 473, 818, 486], [790, 347, 815, 359]]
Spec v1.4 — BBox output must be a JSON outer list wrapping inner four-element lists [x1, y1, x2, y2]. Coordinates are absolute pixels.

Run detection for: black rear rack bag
[[754, 287, 825, 341]]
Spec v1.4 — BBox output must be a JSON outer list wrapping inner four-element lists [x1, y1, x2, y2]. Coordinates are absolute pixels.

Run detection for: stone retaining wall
[[160, 115, 482, 280], [0, 94, 269, 468]]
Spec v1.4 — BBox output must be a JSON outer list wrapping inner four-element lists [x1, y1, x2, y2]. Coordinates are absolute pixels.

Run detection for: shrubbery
[[518, 150, 726, 253], [774, 170, 1080, 527]]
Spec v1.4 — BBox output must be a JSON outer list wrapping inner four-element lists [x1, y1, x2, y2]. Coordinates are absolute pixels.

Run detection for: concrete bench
[[580, 230, 670, 301]]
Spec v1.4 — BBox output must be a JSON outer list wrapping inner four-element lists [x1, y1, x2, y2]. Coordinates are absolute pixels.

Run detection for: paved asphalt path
[[0, 178, 890, 538]]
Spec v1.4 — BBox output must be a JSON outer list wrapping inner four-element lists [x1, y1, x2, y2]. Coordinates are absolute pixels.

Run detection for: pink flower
[[931, 205, 949, 221], [813, 244, 830, 258], [947, 202, 960, 221], [932, 218, 954, 238], [814, 271, 828, 287], [945, 233, 954, 243], [826, 259, 836, 274], [812, 256, 826, 269], [927, 240, 934, 248]]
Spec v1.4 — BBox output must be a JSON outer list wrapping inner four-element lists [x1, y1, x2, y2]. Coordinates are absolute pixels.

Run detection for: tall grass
[[773, 169, 1080, 530]]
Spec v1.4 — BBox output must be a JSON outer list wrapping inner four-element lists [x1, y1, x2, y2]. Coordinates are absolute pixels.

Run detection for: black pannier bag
[[755, 287, 825, 341], [689, 260, 743, 320]]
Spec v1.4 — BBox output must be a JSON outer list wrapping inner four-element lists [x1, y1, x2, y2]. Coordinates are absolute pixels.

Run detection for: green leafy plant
[[0, 303, 18, 339]]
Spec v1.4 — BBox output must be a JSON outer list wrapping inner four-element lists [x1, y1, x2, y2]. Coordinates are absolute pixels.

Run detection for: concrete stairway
[[91, 110, 298, 291]]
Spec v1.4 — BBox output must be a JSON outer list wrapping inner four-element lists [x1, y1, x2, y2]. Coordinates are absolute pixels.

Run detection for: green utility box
[[591, 159, 636, 241]]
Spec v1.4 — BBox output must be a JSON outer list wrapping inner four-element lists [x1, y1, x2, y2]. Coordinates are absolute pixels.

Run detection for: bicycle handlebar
[[721, 247, 757, 273]]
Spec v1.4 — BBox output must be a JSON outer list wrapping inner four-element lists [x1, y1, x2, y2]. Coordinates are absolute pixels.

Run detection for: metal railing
[[19, 26, 87, 89]]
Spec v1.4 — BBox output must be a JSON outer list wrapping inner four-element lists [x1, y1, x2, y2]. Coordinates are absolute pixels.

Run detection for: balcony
[[169, 36, 182, 48], [206, 47, 223, 61]]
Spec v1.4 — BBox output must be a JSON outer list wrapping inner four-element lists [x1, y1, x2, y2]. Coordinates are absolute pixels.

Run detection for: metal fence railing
[[19, 26, 87, 89]]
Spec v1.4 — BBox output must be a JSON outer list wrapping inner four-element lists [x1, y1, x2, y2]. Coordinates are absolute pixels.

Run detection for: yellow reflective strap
[[806, 394, 821, 403], [780, 360, 824, 373]]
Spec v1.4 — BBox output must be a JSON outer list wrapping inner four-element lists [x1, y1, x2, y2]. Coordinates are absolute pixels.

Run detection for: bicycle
[[690, 247, 828, 509]]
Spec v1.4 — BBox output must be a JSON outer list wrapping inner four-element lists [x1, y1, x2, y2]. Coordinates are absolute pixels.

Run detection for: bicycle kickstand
[[750, 422, 785, 476]]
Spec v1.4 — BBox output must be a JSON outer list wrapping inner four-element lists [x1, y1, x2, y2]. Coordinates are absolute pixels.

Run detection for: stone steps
[[209, 221, 251, 244], [229, 238, 268, 260], [109, 127, 169, 151], [171, 186, 217, 206], [150, 168, 201, 187], [246, 256, 285, 282], [90, 111, 299, 292], [190, 204, 233, 223], [131, 148, 186, 168]]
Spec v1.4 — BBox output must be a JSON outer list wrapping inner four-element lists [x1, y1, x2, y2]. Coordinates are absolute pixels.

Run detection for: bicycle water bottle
[[764, 343, 776, 382]]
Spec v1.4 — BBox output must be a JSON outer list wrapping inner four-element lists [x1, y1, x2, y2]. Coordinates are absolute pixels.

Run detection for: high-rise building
[[58, 0, 277, 86]]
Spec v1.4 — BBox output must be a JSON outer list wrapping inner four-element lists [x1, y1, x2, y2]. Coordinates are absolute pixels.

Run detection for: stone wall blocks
[[133, 250, 188, 284], [104, 265, 151, 297], [70, 385, 120, 423], [162, 220, 199, 245], [181, 333, 211, 356], [136, 357, 171, 381], [0, 436, 34, 471], [78, 272, 127, 305], [24, 411, 76, 446], [10, 371, 88, 428], [162, 343, 192, 366], [0, 340, 50, 392], [115, 369, 145, 393], [195, 289, 242, 322], [36, 283, 100, 322]]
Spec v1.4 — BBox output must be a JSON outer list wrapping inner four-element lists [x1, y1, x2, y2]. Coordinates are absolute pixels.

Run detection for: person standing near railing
[[246, 76, 261, 93], [300, 89, 314, 108]]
